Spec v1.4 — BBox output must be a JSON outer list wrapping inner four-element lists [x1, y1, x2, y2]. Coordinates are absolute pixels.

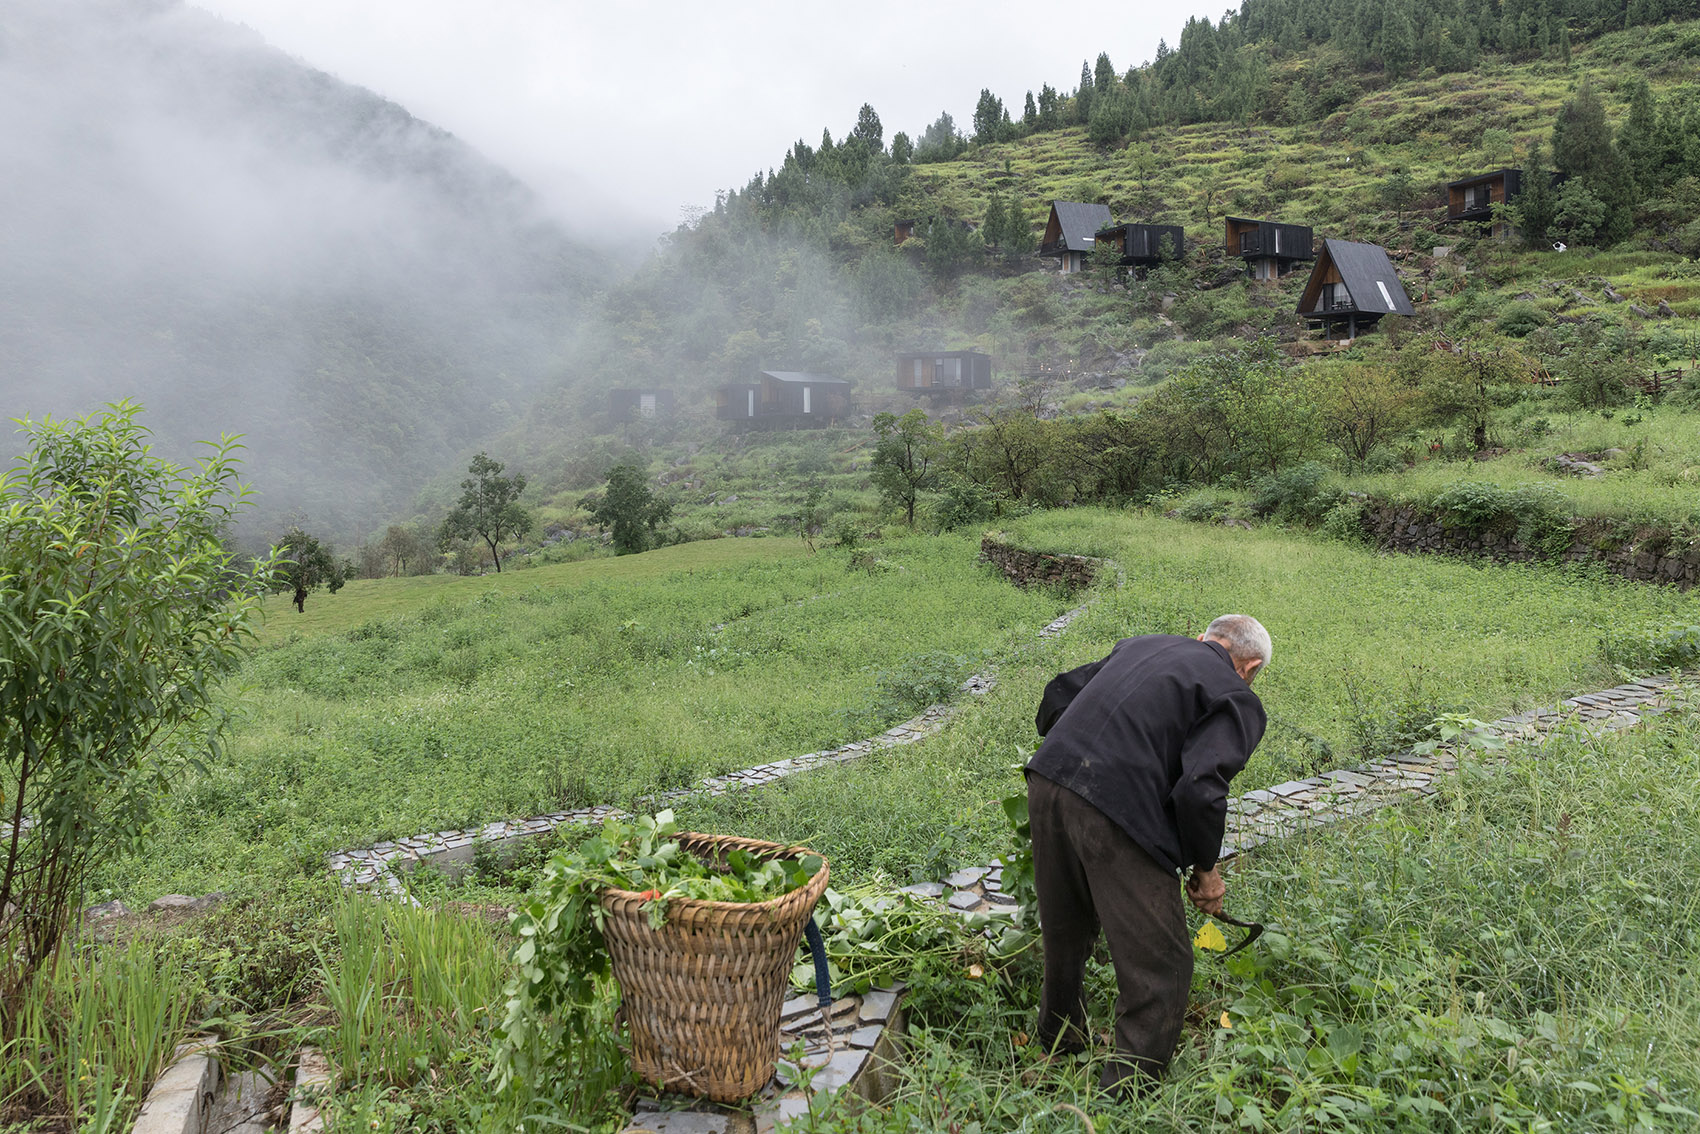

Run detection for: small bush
[[1600, 621, 1700, 673], [1249, 462, 1343, 525], [1495, 301, 1550, 337]]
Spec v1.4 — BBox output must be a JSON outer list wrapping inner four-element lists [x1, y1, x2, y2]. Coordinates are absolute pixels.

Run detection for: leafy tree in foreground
[[0, 402, 273, 1015], [442, 452, 532, 574], [871, 409, 944, 526], [582, 463, 672, 555]]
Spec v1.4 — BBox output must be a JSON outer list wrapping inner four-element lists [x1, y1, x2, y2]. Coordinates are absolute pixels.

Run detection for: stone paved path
[[921, 675, 1689, 917]]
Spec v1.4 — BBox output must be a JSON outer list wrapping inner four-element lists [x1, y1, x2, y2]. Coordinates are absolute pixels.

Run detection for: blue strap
[[802, 917, 832, 1007]]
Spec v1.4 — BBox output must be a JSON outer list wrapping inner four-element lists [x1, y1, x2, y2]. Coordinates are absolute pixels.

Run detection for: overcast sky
[[189, 0, 1224, 242]]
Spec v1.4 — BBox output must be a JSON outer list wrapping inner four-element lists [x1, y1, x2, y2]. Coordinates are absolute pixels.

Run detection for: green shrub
[[1249, 462, 1343, 525], [1495, 300, 1550, 337], [1600, 622, 1700, 673], [1426, 481, 1575, 555]]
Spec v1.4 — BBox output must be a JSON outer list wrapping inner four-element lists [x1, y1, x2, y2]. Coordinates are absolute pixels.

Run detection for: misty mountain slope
[[0, 0, 601, 538]]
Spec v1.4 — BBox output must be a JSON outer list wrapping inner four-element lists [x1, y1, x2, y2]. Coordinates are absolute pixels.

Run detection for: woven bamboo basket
[[600, 832, 831, 1103]]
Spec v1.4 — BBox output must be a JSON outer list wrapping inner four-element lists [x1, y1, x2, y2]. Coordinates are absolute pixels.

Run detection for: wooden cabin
[[717, 372, 851, 427], [896, 351, 993, 398], [1039, 201, 1113, 273], [1296, 239, 1415, 339], [1094, 223, 1186, 268], [608, 388, 675, 420], [894, 219, 917, 244], [1447, 169, 1523, 237], [715, 383, 762, 421], [1224, 216, 1314, 280]]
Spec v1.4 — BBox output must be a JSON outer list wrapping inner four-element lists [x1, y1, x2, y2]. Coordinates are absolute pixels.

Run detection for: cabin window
[[1322, 282, 1348, 310], [1239, 232, 1255, 254], [913, 359, 924, 384], [1467, 185, 1491, 210], [748, 390, 755, 417], [639, 394, 656, 417], [803, 386, 812, 414]]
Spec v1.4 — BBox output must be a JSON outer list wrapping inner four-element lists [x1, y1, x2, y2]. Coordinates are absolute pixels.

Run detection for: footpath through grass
[[104, 534, 1068, 901]]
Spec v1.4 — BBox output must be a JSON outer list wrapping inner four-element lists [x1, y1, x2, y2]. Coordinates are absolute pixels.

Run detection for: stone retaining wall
[[978, 534, 1099, 592], [1360, 502, 1700, 589]]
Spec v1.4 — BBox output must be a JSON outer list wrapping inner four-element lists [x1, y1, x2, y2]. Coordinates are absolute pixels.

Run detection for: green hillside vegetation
[[437, 13, 1698, 573]]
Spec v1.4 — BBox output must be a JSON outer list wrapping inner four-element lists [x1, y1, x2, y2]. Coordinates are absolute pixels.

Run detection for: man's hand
[[1186, 867, 1225, 916]]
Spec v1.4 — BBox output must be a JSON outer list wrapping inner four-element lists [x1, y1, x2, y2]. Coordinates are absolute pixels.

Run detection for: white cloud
[[189, 0, 1221, 238]]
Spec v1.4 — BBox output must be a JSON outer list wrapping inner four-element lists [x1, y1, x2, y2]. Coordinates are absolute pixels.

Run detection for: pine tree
[[851, 104, 883, 153], [983, 189, 1009, 249], [972, 90, 1007, 144], [1073, 61, 1094, 125], [1516, 141, 1557, 249], [1023, 91, 1038, 128], [1094, 52, 1117, 93]]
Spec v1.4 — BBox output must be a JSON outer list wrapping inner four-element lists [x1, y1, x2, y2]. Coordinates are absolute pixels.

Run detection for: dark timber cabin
[[896, 351, 992, 400], [1039, 201, 1113, 273], [608, 388, 675, 420], [715, 371, 851, 427], [1094, 223, 1186, 270], [1225, 216, 1314, 280], [1447, 169, 1523, 238], [1296, 238, 1415, 339]]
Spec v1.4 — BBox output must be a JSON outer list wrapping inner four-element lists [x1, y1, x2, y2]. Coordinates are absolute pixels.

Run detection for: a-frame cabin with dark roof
[[1094, 222, 1185, 269], [1225, 217, 1314, 280], [1296, 239, 1415, 339], [1039, 201, 1113, 273]]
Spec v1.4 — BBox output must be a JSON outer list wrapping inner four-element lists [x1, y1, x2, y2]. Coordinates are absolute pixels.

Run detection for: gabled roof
[[1048, 201, 1114, 253], [1298, 239, 1415, 317], [1447, 168, 1520, 190], [759, 370, 851, 387]]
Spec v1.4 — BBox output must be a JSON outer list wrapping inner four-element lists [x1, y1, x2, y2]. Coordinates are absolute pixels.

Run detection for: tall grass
[[315, 899, 505, 1085], [781, 702, 1700, 1133], [106, 533, 1067, 901], [0, 936, 199, 1133], [312, 897, 628, 1132]]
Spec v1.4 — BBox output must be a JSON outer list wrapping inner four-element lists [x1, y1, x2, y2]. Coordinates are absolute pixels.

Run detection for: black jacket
[[1026, 634, 1266, 875]]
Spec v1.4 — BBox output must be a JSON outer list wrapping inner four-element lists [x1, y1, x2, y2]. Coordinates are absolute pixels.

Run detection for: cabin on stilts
[[1225, 216, 1314, 279], [1296, 238, 1415, 339], [1039, 201, 1113, 273]]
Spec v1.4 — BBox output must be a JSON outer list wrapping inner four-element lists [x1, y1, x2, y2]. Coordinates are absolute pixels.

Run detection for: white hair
[[1204, 614, 1272, 671]]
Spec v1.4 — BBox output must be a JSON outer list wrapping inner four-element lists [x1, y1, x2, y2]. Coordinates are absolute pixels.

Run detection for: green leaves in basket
[[492, 812, 823, 1093]]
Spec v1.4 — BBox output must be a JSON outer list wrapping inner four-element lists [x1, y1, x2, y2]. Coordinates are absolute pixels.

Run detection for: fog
[[0, 0, 600, 540]]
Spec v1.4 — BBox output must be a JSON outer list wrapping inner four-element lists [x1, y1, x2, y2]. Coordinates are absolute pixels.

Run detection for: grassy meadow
[[102, 533, 1068, 901], [655, 507, 1700, 886]]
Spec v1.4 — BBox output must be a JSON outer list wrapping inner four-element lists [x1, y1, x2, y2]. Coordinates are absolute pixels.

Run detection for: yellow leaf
[[1194, 922, 1228, 952], [967, 963, 984, 979], [1219, 1011, 1233, 1029]]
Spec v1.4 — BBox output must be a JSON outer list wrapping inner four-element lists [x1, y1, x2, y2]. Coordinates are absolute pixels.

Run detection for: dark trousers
[[1027, 773, 1192, 1092]]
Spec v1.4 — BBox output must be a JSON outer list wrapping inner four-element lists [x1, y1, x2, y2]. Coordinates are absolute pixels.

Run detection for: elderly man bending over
[[1025, 614, 1271, 1093]]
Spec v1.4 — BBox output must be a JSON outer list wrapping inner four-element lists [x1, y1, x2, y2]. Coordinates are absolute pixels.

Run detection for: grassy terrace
[[105, 534, 1067, 901]]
